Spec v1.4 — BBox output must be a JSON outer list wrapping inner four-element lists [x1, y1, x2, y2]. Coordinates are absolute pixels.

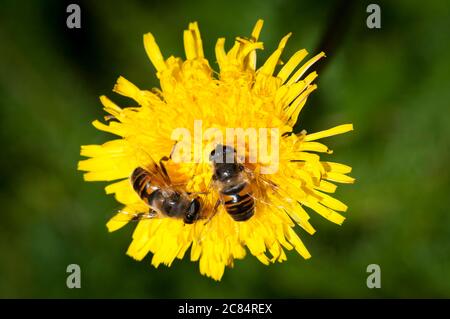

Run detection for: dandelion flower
[[78, 20, 354, 281]]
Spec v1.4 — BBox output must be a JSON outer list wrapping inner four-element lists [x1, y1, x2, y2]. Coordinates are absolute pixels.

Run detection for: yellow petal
[[277, 49, 308, 83], [246, 19, 264, 69], [285, 227, 311, 259], [100, 95, 122, 117], [215, 38, 227, 69], [305, 124, 354, 141], [143, 32, 166, 72], [324, 172, 356, 184], [287, 51, 325, 85], [313, 190, 348, 212], [303, 200, 346, 225], [251, 19, 264, 41], [106, 211, 133, 232], [91, 120, 124, 136], [184, 29, 197, 60], [299, 141, 332, 153], [105, 179, 140, 205], [321, 162, 352, 174], [315, 180, 337, 193], [188, 22, 204, 58], [258, 33, 291, 76]]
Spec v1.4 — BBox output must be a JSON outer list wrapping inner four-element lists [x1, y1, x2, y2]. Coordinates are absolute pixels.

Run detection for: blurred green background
[[1, 0, 449, 298]]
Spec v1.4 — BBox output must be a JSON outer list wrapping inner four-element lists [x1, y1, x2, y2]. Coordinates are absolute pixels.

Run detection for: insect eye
[[209, 144, 222, 160], [222, 145, 232, 153], [210, 144, 236, 162], [188, 198, 201, 216]]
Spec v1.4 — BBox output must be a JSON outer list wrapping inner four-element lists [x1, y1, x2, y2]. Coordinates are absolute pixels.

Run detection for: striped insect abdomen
[[221, 181, 255, 222], [131, 167, 160, 205]]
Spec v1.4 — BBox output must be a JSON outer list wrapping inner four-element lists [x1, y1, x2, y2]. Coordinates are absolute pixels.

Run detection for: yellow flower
[[78, 20, 354, 281]]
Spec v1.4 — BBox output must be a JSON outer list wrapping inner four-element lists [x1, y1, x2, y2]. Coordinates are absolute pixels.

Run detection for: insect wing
[[243, 167, 297, 210], [132, 146, 170, 187], [110, 209, 163, 223]]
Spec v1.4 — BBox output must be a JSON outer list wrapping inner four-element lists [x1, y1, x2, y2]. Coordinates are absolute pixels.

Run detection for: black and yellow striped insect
[[116, 151, 203, 225], [209, 144, 256, 222]]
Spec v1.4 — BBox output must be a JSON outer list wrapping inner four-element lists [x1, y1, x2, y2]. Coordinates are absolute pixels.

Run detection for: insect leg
[[203, 199, 220, 225]]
